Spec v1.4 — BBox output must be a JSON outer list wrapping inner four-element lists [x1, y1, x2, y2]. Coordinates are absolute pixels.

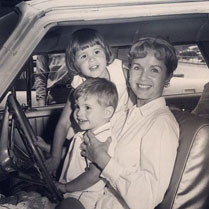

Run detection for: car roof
[[29, 0, 208, 7], [0, 0, 209, 100]]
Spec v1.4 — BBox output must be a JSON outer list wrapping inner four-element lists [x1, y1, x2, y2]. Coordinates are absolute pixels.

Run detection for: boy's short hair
[[128, 37, 178, 77], [73, 77, 118, 112], [66, 28, 114, 75]]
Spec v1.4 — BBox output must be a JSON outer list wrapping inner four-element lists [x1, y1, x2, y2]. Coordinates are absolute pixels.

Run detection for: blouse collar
[[132, 97, 167, 117]]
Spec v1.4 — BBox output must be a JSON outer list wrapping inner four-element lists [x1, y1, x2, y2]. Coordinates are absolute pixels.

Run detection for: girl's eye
[[80, 54, 87, 59], [94, 50, 101, 55]]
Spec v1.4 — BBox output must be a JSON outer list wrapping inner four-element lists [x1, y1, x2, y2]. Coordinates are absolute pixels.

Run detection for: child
[[56, 77, 118, 209], [38, 28, 134, 174]]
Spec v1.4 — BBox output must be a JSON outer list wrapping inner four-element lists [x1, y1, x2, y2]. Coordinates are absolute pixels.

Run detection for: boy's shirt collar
[[79, 122, 111, 137]]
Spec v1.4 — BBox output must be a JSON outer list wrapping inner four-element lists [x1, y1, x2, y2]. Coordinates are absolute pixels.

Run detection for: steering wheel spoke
[[6, 94, 63, 203]]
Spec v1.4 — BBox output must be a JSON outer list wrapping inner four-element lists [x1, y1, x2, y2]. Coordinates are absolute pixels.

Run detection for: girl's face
[[74, 95, 108, 132], [75, 45, 108, 78], [129, 48, 169, 106]]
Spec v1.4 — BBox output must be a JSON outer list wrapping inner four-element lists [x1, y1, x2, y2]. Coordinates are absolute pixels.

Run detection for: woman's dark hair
[[66, 28, 114, 75], [128, 37, 178, 77]]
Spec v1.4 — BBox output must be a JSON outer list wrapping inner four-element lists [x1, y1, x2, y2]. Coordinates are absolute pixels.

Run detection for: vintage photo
[[0, 0, 209, 208]]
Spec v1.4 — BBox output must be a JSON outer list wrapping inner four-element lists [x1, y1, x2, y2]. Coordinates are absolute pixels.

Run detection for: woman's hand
[[80, 130, 112, 170]]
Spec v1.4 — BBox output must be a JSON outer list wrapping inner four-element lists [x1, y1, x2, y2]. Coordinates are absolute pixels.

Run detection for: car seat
[[156, 109, 209, 209]]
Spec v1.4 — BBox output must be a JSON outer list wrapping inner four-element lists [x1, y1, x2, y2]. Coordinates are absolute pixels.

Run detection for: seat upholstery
[[156, 109, 209, 209]]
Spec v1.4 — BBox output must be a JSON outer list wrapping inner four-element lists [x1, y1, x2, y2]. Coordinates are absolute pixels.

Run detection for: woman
[[80, 37, 179, 209]]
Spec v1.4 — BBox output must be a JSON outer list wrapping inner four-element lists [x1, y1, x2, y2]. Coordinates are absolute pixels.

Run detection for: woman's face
[[129, 48, 168, 106], [75, 44, 108, 79]]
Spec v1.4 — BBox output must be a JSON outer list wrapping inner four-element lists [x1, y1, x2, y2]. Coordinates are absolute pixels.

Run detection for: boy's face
[[74, 95, 109, 132], [129, 48, 168, 106], [75, 44, 108, 78]]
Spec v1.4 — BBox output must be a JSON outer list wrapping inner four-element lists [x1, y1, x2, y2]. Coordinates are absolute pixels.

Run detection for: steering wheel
[[6, 94, 63, 203]]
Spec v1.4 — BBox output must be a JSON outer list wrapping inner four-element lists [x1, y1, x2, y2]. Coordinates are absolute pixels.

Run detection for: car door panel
[[166, 94, 201, 112]]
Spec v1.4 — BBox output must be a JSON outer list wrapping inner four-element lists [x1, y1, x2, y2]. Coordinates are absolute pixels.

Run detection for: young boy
[[55, 77, 118, 209]]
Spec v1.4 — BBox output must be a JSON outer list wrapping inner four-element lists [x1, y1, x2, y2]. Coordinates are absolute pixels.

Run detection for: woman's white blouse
[[97, 97, 179, 209]]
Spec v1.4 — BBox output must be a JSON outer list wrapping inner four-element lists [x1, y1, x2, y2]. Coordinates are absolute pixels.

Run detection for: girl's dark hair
[[128, 37, 178, 77], [73, 77, 118, 112], [66, 28, 114, 75]]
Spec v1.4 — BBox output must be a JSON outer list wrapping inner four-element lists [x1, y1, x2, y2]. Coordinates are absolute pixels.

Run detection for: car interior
[[0, 1, 209, 208]]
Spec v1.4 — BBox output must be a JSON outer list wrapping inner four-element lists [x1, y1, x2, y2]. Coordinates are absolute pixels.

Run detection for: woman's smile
[[137, 83, 152, 89]]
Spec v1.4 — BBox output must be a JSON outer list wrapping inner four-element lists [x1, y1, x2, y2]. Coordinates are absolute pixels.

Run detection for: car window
[[1, 43, 208, 109], [164, 44, 208, 96], [0, 56, 36, 109]]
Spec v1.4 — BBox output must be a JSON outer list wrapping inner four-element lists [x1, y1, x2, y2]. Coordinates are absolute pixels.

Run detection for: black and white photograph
[[0, 0, 209, 208]]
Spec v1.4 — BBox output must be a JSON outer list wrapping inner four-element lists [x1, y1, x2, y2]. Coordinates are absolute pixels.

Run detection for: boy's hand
[[55, 182, 67, 193], [44, 156, 61, 175]]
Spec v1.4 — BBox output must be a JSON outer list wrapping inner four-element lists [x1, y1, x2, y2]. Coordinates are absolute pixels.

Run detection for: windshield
[[0, 10, 19, 48]]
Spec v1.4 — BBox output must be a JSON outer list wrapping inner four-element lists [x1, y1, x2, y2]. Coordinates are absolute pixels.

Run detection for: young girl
[[37, 28, 134, 174]]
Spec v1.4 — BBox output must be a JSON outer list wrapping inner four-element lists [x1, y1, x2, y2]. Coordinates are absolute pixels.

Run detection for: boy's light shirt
[[60, 122, 117, 209], [60, 122, 116, 193], [88, 122, 117, 157]]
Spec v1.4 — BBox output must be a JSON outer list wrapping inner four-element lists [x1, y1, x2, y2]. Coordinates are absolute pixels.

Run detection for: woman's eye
[[132, 65, 141, 71], [151, 68, 159, 73]]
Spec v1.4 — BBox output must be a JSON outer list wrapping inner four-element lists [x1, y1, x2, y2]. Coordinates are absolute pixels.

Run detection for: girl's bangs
[[76, 40, 101, 52]]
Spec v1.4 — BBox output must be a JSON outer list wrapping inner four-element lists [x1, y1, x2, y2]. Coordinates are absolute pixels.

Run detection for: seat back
[[156, 109, 209, 209]]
